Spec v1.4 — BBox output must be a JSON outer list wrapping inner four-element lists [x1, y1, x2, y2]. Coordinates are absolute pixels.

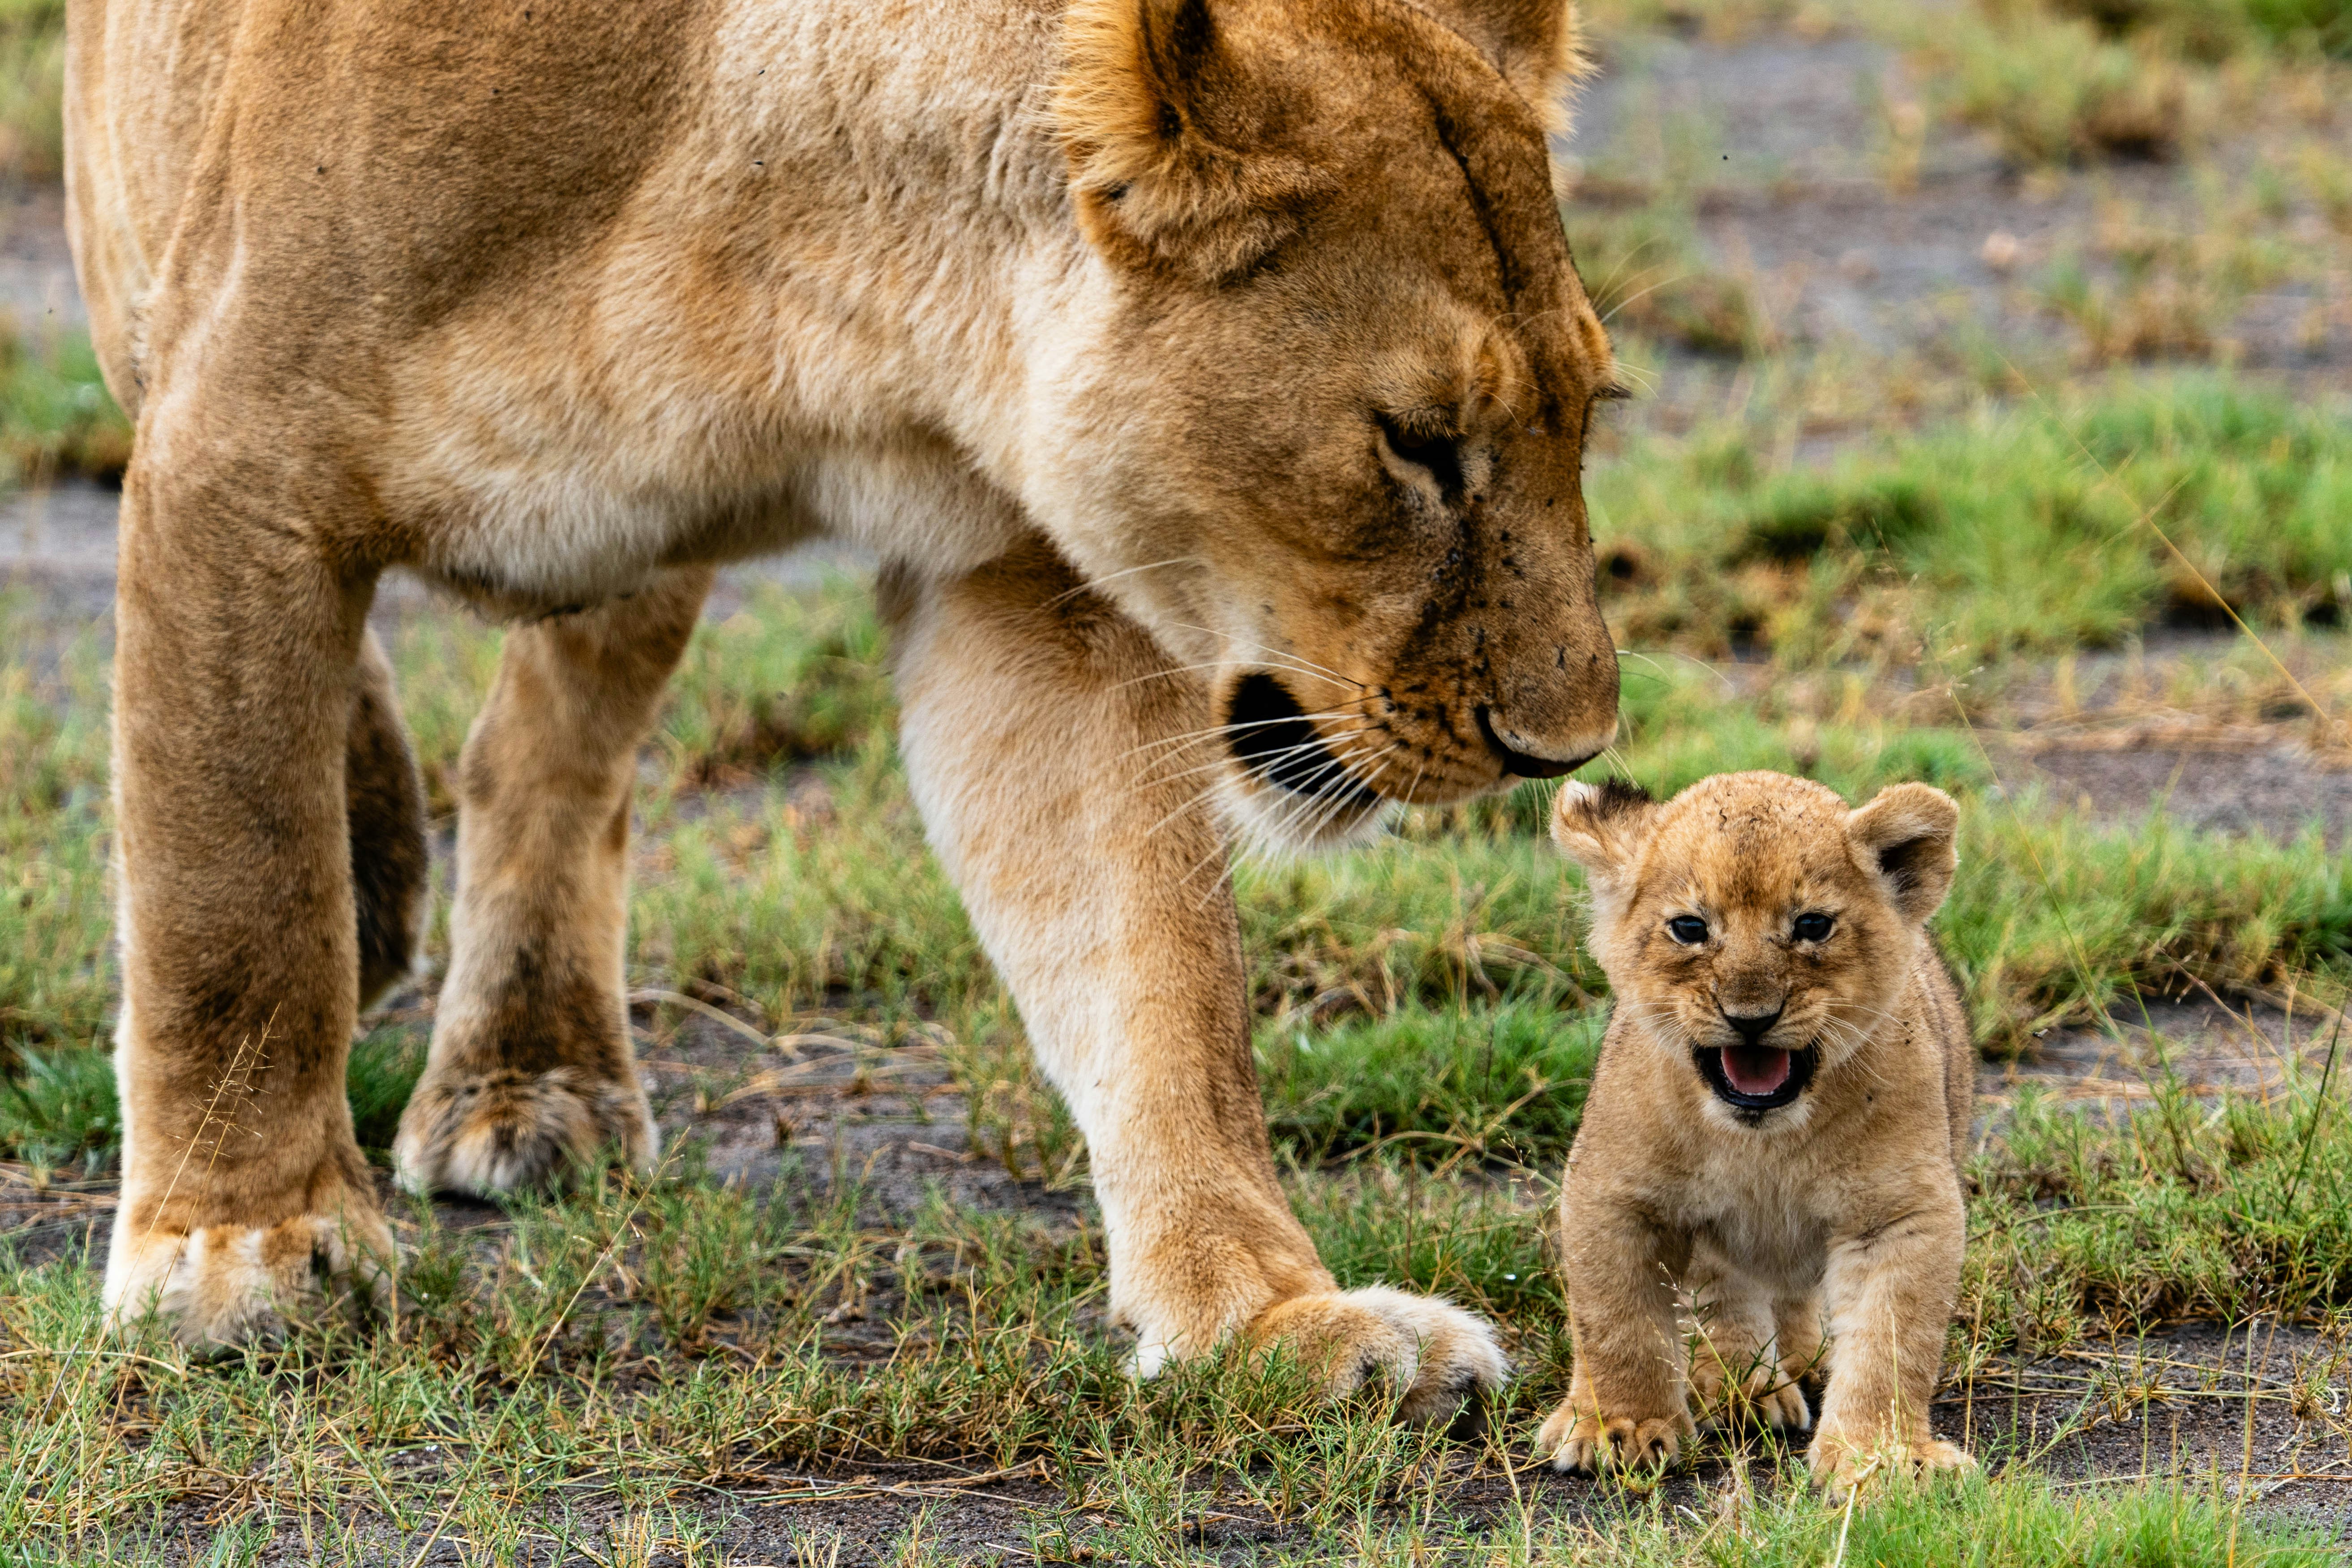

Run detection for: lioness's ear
[[1846, 783, 1960, 925], [1406, 0, 1591, 129], [1056, 0, 1331, 280], [1550, 777, 1657, 888]]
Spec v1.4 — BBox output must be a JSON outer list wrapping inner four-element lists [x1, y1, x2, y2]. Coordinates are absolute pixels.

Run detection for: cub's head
[[1041, 0, 1620, 849], [1551, 773, 1960, 1129]]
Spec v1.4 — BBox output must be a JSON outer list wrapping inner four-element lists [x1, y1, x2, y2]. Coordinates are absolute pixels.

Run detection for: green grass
[[0, 0, 62, 182], [1963, 1056, 2352, 1354], [0, 1150, 2336, 1564], [2052, 0, 2352, 56], [0, 325, 132, 484], [1260, 1000, 1607, 1168], [1589, 376, 2352, 662], [0, 1029, 424, 1174], [1, 1143, 2340, 1562], [0, 594, 112, 1052]]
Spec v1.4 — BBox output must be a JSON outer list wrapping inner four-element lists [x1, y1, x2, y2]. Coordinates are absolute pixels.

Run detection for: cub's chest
[[1677, 1149, 1836, 1285]]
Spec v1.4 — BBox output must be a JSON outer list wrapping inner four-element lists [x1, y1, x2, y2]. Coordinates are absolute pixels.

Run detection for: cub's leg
[[349, 628, 429, 1009], [1808, 1206, 1974, 1494], [104, 467, 394, 1348], [888, 544, 1505, 1421], [1776, 1291, 1830, 1388], [1683, 1242, 1810, 1435], [394, 568, 713, 1195], [1540, 1203, 1693, 1470]]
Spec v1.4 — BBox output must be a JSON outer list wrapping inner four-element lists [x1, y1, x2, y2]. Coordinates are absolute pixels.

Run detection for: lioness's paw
[[1247, 1286, 1508, 1423], [105, 1200, 393, 1353], [1805, 1428, 1977, 1496], [1538, 1401, 1694, 1473], [394, 1066, 655, 1196]]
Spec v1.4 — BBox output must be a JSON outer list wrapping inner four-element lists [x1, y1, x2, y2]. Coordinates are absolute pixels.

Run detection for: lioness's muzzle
[[1225, 671, 1383, 810]]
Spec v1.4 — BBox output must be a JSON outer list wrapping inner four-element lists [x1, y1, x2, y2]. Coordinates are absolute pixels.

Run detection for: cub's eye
[[1667, 915, 1709, 945], [1376, 412, 1464, 497], [1792, 912, 1834, 942]]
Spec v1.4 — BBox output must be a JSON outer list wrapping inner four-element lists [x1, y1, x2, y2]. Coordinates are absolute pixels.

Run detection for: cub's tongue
[[1722, 1045, 1793, 1097]]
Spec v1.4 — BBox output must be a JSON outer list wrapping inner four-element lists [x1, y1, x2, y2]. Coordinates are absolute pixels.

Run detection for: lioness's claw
[[105, 1199, 392, 1353], [394, 1066, 655, 1196], [1245, 1285, 1507, 1423]]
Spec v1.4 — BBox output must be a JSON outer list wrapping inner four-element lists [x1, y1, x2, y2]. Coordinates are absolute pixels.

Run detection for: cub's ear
[[1846, 783, 1960, 925], [1406, 0, 1591, 129], [1550, 777, 1658, 888], [1056, 0, 1332, 281]]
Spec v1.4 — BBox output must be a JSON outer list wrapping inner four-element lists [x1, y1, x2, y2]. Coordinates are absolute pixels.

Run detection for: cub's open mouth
[[1693, 1043, 1818, 1117], [1225, 672, 1384, 811]]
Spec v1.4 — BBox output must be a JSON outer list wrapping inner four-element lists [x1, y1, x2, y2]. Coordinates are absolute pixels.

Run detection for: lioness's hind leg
[[105, 466, 393, 1348], [394, 568, 712, 1196], [350, 629, 429, 1009]]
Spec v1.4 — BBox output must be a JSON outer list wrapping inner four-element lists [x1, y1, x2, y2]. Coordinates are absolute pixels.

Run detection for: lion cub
[[1536, 772, 1975, 1493]]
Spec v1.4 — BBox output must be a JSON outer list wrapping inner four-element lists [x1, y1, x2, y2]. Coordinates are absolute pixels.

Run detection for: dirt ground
[[16, 986, 2350, 1562]]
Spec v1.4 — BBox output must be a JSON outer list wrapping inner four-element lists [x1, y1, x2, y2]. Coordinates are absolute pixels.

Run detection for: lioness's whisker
[[1135, 727, 1382, 844], [1118, 707, 1365, 766], [1037, 555, 1205, 615], [1157, 623, 1368, 694], [1137, 724, 1380, 795], [1129, 727, 1375, 793]]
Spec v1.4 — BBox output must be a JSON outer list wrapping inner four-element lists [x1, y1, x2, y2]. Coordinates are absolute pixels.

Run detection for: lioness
[[66, 0, 1624, 1411], [1537, 773, 1975, 1490]]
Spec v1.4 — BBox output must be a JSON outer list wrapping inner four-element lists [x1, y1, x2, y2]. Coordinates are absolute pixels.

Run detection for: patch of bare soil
[[2003, 738, 2352, 846], [1985, 997, 2346, 1110], [1564, 26, 2352, 437]]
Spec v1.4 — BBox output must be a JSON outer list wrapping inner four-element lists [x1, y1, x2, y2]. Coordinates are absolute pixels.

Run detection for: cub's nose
[[1721, 1006, 1783, 1046]]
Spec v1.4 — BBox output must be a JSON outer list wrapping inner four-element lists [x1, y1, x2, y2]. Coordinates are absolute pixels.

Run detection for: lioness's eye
[[1667, 915, 1709, 945], [1376, 412, 1464, 497], [1792, 912, 1834, 942]]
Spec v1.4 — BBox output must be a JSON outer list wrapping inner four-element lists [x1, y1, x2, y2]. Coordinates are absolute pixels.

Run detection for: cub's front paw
[[394, 1065, 655, 1196], [1244, 1286, 1509, 1424], [105, 1180, 393, 1352], [1806, 1427, 1977, 1496], [1689, 1354, 1812, 1435], [1538, 1399, 1694, 1472]]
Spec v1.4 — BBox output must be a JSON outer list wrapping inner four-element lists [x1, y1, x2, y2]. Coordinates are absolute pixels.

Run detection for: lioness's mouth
[[1225, 672, 1384, 811], [1694, 1044, 1818, 1118]]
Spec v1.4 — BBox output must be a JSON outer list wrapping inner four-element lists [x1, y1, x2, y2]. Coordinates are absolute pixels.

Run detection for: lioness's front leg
[[888, 544, 1504, 1420], [394, 568, 713, 1196], [105, 468, 394, 1347]]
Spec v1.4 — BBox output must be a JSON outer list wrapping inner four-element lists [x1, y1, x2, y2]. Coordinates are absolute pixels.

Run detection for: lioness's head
[[1039, 0, 1621, 848], [1552, 773, 1961, 1129]]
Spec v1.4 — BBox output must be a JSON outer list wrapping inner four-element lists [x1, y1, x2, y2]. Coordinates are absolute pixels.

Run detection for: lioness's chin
[[1215, 771, 1397, 858]]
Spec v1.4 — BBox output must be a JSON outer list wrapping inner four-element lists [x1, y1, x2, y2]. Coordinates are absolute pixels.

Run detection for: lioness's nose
[[1721, 1006, 1783, 1045]]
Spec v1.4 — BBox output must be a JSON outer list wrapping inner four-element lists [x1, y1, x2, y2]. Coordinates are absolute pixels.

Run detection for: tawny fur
[[1537, 772, 1976, 1493], [71, 0, 1619, 1409]]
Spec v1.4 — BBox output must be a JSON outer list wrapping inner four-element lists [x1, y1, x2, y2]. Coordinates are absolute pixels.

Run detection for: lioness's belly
[[398, 414, 1024, 616], [69, 0, 1054, 615]]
